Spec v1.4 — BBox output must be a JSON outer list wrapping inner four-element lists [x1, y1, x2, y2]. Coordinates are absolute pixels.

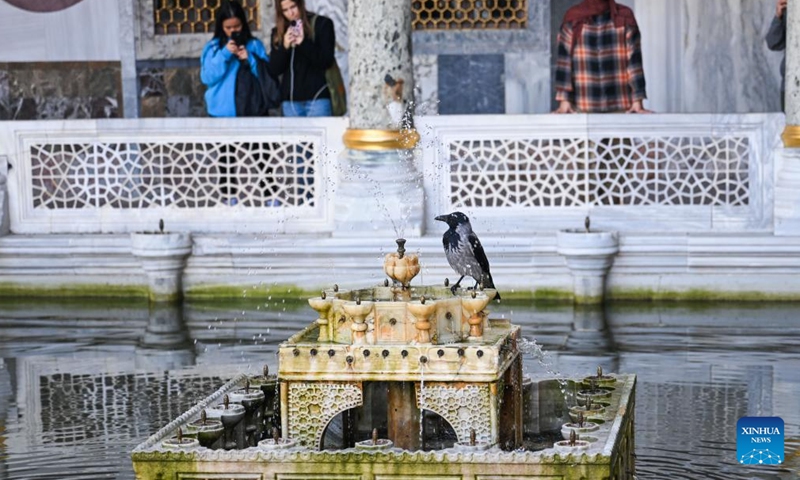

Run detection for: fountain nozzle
[[585, 216, 591, 233], [395, 238, 406, 259], [469, 429, 476, 446], [597, 365, 603, 378], [372, 428, 379, 445], [263, 365, 269, 378]]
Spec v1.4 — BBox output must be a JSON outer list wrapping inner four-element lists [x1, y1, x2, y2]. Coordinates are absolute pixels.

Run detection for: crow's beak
[[434, 215, 447, 222]]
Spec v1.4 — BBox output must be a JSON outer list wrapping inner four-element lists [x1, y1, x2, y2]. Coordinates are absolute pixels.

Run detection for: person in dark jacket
[[766, 0, 787, 112], [268, 0, 335, 117]]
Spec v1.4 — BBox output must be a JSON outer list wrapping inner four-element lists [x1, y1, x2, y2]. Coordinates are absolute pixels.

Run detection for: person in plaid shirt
[[554, 0, 650, 113]]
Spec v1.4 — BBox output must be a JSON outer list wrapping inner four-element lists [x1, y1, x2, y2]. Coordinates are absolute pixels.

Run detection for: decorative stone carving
[[287, 382, 363, 448], [417, 384, 493, 445]]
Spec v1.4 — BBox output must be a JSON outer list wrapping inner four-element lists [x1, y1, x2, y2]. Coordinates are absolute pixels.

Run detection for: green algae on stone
[[608, 287, 800, 302], [0, 282, 149, 300]]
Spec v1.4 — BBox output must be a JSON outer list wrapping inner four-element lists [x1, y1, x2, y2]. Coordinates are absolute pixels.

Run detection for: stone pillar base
[[775, 148, 800, 235], [333, 147, 424, 238], [131, 232, 193, 302], [556, 230, 619, 305]]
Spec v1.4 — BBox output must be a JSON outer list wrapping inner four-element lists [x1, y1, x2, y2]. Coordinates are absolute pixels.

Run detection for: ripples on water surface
[[0, 299, 798, 479]]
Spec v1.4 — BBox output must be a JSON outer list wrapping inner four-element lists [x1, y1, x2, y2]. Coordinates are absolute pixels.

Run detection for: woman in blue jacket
[[201, 1, 277, 205], [201, 0, 270, 117]]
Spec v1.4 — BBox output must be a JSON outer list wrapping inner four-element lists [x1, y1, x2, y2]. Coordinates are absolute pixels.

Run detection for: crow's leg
[[450, 275, 465, 295]]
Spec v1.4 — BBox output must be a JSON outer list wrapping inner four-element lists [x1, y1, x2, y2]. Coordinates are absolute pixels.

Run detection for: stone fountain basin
[[553, 439, 591, 454], [130, 232, 192, 257], [561, 420, 601, 440], [132, 374, 637, 480], [355, 438, 395, 451], [556, 229, 619, 256], [569, 405, 606, 423], [576, 386, 615, 405], [311, 284, 498, 345]]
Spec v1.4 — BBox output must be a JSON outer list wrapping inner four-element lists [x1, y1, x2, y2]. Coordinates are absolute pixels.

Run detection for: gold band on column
[[782, 125, 800, 148], [343, 129, 420, 151]]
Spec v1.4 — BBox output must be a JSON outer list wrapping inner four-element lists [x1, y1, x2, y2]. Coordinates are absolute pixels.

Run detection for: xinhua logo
[[737, 417, 784, 465]]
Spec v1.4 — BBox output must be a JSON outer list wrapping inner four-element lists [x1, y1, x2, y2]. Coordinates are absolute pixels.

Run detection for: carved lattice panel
[[287, 382, 362, 448], [29, 141, 315, 210], [449, 136, 750, 208], [412, 0, 527, 30], [417, 383, 492, 444], [153, 0, 260, 35]]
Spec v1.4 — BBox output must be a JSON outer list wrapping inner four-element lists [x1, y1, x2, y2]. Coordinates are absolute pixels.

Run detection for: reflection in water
[[0, 299, 798, 479], [136, 303, 195, 371], [560, 305, 619, 376]]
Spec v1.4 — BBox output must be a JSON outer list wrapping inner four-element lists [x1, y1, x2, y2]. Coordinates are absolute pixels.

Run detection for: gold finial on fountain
[[383, 238, 420, 289]]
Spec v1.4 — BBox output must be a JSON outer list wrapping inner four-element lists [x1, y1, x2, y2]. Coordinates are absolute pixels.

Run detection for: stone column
[[347, 0, 414, 129], [336, 0, 423, 238], [117, 0, 139, 118], [777, 0, 800, 235], [0, 156, 10, 237]]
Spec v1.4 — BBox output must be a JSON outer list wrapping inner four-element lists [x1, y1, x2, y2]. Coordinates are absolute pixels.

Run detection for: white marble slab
[[0, 0, 120, 61]]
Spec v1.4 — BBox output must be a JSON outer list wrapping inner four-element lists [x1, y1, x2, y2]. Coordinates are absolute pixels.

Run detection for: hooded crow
[[434, 212, 500, 300]]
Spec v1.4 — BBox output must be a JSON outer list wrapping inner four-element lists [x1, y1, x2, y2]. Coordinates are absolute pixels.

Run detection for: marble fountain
[[131, 239, 636, 479]]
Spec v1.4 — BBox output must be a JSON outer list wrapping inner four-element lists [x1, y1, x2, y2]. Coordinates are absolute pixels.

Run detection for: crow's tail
[[483, 273, 501, 300]]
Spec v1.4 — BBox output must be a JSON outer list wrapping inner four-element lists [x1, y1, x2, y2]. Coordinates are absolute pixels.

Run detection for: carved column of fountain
[[130, 220, 192, 303], [335, 0, 423, 238], [776, 0, 800, 235], [556, 218, 619, 304]]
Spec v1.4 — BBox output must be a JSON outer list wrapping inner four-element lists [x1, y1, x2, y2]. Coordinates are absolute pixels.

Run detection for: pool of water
[[0, 298, 798, 479]]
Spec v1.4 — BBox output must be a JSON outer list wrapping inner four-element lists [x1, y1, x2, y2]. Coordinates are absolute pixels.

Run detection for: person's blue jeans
[[282, 99, 332, 117]]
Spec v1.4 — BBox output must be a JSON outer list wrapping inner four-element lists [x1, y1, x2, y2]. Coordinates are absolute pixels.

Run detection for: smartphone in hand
[[231, 31, 246, 46]]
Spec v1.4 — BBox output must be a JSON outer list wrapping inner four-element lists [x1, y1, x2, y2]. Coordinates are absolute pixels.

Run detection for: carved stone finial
[[395, 238, 406, 259]]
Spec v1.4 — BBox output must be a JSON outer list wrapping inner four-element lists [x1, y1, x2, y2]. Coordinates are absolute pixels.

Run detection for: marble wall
[[622, 0, 785, 114], [0, 0, 120, 61], [0, 62, 122, 119], [671, 0, 783, 113]]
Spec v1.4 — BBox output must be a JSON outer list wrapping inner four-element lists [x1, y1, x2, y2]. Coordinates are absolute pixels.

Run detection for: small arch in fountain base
[[286, 382, 363, 450]]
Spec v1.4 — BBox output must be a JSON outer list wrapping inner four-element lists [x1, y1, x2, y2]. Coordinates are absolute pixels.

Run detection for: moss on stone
[[0, 282, 149, 300], [185, 283, 314, 300], [608, 287, 800, 302]]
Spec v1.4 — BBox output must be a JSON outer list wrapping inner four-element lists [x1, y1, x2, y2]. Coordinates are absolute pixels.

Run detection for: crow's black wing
[[467, 232, 491, 277]]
